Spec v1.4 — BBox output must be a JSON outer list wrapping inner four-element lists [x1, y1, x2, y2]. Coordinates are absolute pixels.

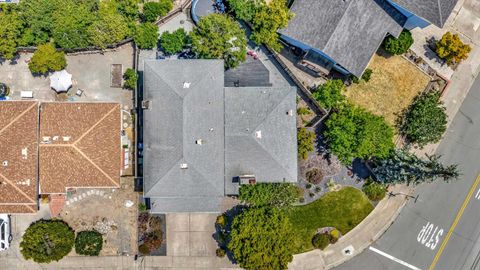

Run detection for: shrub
[[239, 183, 299, 208], [216, 247, 226, 257], [138, 244, 150, 254], [144, 231, 162, 251], [324, 104, 394, 164], [315, 186, 322, 193], [400, 91, 447, 146], [305, 183, 312, 189], [312, 233, 330, 250], [297, 107, 311, 116], [297, 127, 315, 160], [216, 215, 226, 228], [123, 68, 138, 90], [139, 202, 147, 212], [191, 14, 247, 68], [312, 79, 345, 109], [134, 22, 159, 49], [383, 30, 413, 55], [28, 43, 66, 74], [330, 229, 340, 242], [361, 68, 373, 82], [362, 180, 387, 201], [228, 207, 296, 270], [143, 0, 173, 22], [160, 28, 189, 55], [75, 231, 103, 256], [20, 219, 75, 263], [306, 168, 324, 184], [436, 31, 471, 65]]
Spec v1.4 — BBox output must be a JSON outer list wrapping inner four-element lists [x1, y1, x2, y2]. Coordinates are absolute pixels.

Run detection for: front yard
[[286, 187, 374, 253], [345, 52, 430, 126]]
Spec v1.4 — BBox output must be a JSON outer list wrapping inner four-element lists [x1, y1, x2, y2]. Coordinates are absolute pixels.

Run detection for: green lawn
[[286, 187, 374, 253]]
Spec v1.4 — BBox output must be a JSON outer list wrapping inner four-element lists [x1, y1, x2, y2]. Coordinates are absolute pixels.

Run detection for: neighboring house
[[142, 59, 297, 213], [279, 0, 458, 78], [0, 101, 121, 214]]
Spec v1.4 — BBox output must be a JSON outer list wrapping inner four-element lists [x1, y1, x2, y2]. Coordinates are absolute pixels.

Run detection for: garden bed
[[138, 213, 166, 256], [286, 187, 373, 253], [345, 52, 431, 127]]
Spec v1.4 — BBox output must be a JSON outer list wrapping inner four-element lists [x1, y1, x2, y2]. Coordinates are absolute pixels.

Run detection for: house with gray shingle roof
[[142, 59, 297, 213], [279, 0, 458, 78]]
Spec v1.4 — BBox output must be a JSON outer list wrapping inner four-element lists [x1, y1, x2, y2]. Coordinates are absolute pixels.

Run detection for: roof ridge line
[[0, 102, 37, 135], [71, 145, 119, 188], [437, 0, 444, 27], [73, 104, 119, 145], [145, 156, 183, 195], [251, 88, 292, 132], [324, 0, 356, 51], [0, 172, 36, 203]]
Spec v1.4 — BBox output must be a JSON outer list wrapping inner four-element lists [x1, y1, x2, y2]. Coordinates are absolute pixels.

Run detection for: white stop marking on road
[[417, 222, 444, 250]]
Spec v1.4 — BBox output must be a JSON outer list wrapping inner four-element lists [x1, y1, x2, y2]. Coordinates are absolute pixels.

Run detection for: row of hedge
[[20, 219, 103, 263]]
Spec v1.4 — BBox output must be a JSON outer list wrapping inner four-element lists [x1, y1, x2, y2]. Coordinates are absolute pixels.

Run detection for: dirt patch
[[59, 178, 138, 256], [111, 64, 123, 88], [345, 53, 431, 127]]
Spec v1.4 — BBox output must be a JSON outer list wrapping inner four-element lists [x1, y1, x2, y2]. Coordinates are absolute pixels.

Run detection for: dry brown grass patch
[[345, 53, 430, 126]]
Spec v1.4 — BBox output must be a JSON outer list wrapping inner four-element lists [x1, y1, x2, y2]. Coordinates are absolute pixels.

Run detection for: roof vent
[[195, 139, 203, 145], [209, 128, 214, 132], [142, 100, 150, 109], [183, 82, 191, 89], [180, 163, 188, 169], [2, 161, 7, 167], [287, 109, 294, 116], [22, 148, 28, 160], [255, 130, 262, 139]]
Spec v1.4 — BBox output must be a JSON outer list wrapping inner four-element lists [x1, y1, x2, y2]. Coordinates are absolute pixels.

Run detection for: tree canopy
[[436, 31, 471, 65], [239, 183, 300, 208], [28, 43, 66, 74], [400, 91, 447, 146], [0, 4, 23, 59], [160, 28, 189, 55], [373, 149, 459, 185], [383, 30, 413, 55], [75, 231, 103, 256], [227, 207, 296, 270], [88, 0, 130, 49], [191, 14, 247, 68], [324, 104, 394, 163], [142, 0, 173, 22], [20, 219, 75, 263], [312, 79, 345, 109], [227, 0, 292, 51], [134, 22, 159, 49]]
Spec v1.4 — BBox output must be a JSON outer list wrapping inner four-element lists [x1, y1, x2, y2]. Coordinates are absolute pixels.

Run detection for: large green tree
[[142, 0, 172, 22], [51, 0, 96, 49], [0, 4, 23, 59], [400, 91, 447, 146], [18, 0, 57, 46], [20, 219, 75, 263], [88, 0, 129, 49], [239, 183, 299, 208], [250, 0, 293, 51], [312, 79, 345, 109], [436, 31, 471, 64], [373, 149, 459, 185], [227, 207, 296, 270], [28, 43, 66, 74], [191, 14, 247, 68], [134, 22, 159, 49], [160, 28, 189, 55], [324, 104, 394, 163], [226, 0, 263, 22]]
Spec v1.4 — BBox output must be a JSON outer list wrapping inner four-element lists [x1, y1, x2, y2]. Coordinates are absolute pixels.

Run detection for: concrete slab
[[189, 213, 216, 232], [168, 231, 190, 256], [189, 232, 216, 256], [167, 213, 190, 232]]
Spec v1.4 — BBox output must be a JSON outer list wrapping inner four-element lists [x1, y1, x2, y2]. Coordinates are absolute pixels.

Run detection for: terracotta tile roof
[[39, 103, 121, 193], [0, 101, 39, 213]]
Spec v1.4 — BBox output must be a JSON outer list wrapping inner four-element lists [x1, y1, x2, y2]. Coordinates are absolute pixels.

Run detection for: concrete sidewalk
[[288, 184, 413, 270]]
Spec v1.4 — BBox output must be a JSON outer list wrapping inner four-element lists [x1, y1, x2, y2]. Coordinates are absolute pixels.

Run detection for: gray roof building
[[279, 0, 406, 77], [391, 0, 458, 27], [143, 60, 297, 213]]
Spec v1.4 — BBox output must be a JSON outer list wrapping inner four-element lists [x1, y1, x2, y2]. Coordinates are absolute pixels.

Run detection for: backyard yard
[[286, 187, 373, 253], [345, 52, 431, 126]]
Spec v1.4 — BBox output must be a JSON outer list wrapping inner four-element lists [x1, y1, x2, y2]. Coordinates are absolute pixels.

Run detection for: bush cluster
[[28, 43, 66, 74], [305, 168, 324, 185], [312, 79, 345, 109], [362, 180, 387, 201], [436, 31, 471, 65], [297, 127, 315, 160], [75, 230, 103, 256], [383, 30, 413, 55], [123, 68, 138, 90], [312, 233, 330, 250]]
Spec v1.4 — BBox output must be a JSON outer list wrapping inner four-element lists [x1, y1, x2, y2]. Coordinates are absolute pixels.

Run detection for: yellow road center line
[[429, 174, 480, 270]]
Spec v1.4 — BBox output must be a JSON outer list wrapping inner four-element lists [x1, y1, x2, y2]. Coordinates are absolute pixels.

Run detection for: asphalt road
[[335, 76, 480, 270]]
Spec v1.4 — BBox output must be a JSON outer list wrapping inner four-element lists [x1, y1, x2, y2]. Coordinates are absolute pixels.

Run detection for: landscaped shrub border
[[75, 230, 103, 256]]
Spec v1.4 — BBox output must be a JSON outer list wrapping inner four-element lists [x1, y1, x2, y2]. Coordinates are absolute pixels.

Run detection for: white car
[[0, 214, 11, 251]]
